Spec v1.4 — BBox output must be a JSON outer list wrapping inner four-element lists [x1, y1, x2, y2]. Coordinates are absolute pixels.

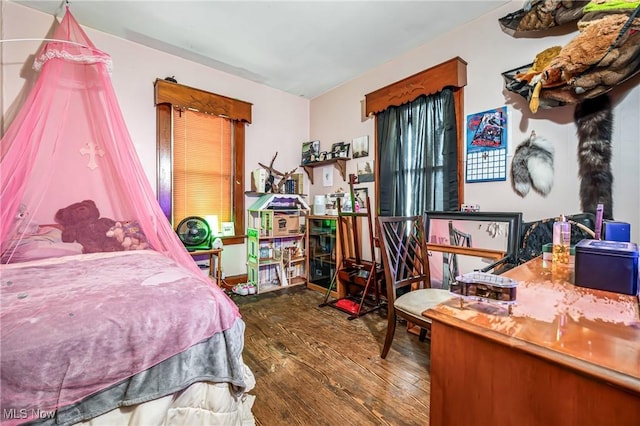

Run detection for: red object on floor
[[335, 298, 360, 314]]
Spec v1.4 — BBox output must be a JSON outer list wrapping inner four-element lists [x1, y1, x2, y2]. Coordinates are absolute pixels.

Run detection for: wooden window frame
[[364, 57, 467, 212], [154, 79, 252, 245]]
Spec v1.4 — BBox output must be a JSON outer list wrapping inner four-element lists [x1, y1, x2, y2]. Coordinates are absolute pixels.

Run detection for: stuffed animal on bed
[[54, 200, 123, 253], [15, 203, 39, 235], [106, 221, 149, 251]]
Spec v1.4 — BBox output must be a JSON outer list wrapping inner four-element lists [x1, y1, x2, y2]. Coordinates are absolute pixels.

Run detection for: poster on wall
[[465, 106, 508, 183]]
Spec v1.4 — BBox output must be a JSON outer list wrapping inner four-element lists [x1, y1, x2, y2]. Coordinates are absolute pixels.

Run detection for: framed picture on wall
[[322, 166, 333, 187], [352, 135, 369, 158], [357, 160, 374, 183]]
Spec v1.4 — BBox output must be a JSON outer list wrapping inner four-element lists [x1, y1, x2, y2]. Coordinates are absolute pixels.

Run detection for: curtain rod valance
[[364, 56, 467, 117], [154, 79, 252, 123]]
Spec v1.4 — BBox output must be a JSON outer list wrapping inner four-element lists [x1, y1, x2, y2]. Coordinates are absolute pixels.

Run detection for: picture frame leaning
[[353, 187, 368, 212], [331, 141, 350, 159], [301, 140, 320, 164]]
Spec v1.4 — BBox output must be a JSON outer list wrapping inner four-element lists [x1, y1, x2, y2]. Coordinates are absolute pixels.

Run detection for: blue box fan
[[176, 216, 212, 251]]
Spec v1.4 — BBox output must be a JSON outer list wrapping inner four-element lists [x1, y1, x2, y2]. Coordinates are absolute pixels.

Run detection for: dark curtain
[[378, 88, 458, 216]]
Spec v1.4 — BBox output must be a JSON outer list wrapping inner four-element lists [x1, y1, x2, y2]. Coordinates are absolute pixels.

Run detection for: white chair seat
[[394, 288, 453, 323], [378, 215, 452, 359]]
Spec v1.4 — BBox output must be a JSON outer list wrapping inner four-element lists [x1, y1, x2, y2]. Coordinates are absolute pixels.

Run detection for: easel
[[319, 175, 384, 320]]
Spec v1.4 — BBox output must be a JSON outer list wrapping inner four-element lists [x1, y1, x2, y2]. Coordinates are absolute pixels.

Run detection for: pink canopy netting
[[0, 8, 223, 279], [0, 8, 240, 411]]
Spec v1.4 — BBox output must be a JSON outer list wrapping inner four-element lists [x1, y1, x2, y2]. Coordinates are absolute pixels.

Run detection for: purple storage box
[[574, 239, 638, 295]]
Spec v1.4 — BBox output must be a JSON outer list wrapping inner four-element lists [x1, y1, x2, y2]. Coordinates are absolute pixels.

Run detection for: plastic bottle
[[552, 215, 571, 264]]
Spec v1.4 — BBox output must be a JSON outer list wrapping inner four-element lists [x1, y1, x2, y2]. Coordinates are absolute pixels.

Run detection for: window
[[377, 90, 458, 216], [155, 79, 252, 245], [365, 57, 467, 216], [172, 109, 232, 225]]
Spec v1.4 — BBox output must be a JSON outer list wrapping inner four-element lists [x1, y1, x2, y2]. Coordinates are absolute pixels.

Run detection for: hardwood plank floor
[[231, 286, 432, 426]]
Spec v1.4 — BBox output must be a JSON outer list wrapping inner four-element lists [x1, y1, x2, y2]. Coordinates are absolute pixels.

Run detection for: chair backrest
[[443, 220, 473, 289], [449, 220, 472, 247], [377, 215, 431, 305]]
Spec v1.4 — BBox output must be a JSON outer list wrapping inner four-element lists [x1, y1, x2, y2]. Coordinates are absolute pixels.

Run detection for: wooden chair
[[377, 215, 453, 359]]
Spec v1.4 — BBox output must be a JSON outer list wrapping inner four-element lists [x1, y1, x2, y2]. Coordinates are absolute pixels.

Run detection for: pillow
[[1, 226, 83, 263]]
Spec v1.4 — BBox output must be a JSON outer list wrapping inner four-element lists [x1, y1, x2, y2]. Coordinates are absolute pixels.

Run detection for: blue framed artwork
[[465, 106, 508, 183]]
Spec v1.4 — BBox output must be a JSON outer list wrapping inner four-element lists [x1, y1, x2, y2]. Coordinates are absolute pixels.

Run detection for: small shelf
[[309, 231, 335, 237], [287, 277, 307, 286], [313, 253, 333, 258], [258, 258, 283, 266], [256, 232, 306, 240], [245, 191, 307, 197], [301, 158, 349, 184]]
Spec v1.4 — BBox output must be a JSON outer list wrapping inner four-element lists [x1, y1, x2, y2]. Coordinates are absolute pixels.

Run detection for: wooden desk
[[424, 257, 640, 426], [189, 248, 225, 287]]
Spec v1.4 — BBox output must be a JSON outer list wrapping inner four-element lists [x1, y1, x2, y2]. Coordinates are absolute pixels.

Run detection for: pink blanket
[[0, 250, 240, 423]]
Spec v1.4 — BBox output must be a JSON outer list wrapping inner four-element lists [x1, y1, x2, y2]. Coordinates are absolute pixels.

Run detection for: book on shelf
[[291, 173, 304, 195]]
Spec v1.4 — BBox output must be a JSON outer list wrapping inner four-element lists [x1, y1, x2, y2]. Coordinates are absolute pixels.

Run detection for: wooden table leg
[[209, 252, 215, 280], [212, 250, 226, 288], [189, 249, 226, 288]]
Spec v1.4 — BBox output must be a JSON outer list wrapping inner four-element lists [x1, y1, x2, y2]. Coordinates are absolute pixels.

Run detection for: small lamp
[[204, 215, 220, 236]]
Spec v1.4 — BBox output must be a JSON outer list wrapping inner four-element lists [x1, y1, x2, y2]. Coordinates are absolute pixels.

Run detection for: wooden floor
[[231, 286, 432, 426]]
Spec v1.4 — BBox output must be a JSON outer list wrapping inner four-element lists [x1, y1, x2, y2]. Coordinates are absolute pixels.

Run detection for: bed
[[0, 248, 255, 425], [1, 7, 256, 424]]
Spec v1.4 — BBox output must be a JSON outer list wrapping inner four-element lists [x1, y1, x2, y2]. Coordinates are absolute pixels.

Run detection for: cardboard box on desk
[[575, 240, 639, 295], [273, 214, 300, 236]]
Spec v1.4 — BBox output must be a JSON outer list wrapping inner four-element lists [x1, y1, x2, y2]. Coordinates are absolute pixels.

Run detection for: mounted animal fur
[[574, 94, 614, 219], [510, 131, 555, 197]]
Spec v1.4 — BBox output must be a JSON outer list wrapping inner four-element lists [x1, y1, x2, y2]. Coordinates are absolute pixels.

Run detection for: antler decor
[[258, 152, 298, 193]]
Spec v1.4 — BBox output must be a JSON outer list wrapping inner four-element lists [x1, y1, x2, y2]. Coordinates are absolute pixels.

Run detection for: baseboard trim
[[224, 274, 247, 287]]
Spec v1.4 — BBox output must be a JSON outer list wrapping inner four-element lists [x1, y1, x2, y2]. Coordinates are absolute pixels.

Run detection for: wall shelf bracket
[[301, 158, 348, 184]]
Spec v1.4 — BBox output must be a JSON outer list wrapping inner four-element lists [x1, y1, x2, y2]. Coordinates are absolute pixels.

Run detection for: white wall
[[1, 2, 310, 276], [310, 4, 640, 245]]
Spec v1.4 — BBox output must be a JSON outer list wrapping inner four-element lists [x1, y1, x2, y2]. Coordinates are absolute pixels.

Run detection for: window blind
[[173, 108, 233, 227]]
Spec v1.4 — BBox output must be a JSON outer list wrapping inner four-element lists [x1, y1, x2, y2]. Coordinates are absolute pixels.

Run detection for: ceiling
[[13, 1, 510, 99]]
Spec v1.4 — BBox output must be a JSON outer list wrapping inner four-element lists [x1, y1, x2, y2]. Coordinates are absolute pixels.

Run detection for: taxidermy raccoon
[[510, 131, 554, 197], [574, 94, 614, 219]]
